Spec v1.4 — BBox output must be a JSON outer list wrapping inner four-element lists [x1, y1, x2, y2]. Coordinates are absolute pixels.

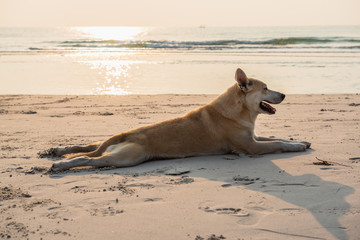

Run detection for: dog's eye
[[264, 87, 268, 91]]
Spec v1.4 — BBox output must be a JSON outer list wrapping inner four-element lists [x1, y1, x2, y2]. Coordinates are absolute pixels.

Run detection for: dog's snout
[[281, 94, 286, 100]]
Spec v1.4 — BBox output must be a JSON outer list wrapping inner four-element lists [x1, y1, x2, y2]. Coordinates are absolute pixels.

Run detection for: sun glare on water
[[75, 26, 147, 41], [70, 27, 148, 95]]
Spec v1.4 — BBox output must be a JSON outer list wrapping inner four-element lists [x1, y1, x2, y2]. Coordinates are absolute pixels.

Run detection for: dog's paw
[[38, 148, 57, 158], [298, 143, 307, 152], [38, 147, 66, 158], [300, 141, 311, 149], [284, 142, 306, 152], [49, 163, 63, 173]]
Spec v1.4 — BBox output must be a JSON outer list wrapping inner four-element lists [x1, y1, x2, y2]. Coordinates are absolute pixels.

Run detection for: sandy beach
[[0, 93, 359, 240]]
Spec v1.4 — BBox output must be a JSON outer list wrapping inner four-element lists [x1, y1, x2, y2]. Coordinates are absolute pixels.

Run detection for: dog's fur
[[49, 68, 310, 172]]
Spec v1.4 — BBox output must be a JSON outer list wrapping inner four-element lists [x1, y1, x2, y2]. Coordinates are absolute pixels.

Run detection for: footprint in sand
[[277, 207, 305, 216], [202, 206, 249, 217], [88, 207, 124, 217], [199, 202, 264, 225]]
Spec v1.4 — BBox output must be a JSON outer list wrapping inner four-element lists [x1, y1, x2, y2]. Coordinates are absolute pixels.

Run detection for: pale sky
[[0, 0, 359, 27]]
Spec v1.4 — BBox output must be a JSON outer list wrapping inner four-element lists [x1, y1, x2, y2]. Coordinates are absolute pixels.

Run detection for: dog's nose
[[281, 94, 286, 100]]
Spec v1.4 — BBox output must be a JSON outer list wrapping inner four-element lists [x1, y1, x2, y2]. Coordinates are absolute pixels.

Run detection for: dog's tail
[[65, 133, 127, 160]]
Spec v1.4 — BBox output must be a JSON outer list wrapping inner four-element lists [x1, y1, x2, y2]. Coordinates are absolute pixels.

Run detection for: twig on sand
[[313, 158, 332, 166], [313, 157, 353, 169]]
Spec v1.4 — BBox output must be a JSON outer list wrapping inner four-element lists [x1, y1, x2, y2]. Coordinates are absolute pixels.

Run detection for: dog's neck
[[209, 83, 258, 129]]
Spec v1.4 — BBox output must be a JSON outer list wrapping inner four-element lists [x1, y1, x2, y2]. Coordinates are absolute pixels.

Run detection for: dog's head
[[235, 68, 285, 115]]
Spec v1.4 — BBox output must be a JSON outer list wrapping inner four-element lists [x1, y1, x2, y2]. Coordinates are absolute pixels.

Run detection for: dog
[[48, 68, 310, 172]]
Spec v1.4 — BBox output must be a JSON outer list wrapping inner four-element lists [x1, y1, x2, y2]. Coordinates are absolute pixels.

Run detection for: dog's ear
[[235, 68, 249, 91]]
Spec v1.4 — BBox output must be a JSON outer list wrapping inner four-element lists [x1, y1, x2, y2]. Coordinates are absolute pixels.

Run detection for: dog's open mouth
[[260, 101, 276, 114]]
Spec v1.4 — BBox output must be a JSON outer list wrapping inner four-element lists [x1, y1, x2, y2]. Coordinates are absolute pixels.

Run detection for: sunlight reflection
[[78, 59, 145, 95], [65, 27, 149, 95], [74, 27, 147, 41]]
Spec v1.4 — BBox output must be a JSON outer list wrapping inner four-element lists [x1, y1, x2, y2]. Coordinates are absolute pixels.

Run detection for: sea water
[[0, 26, 359, 94]]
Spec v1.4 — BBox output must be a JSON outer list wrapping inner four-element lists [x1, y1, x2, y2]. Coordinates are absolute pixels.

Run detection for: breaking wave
[[52, 37, 360, 50]]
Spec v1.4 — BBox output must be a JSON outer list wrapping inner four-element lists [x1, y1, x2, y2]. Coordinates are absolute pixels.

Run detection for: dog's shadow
[[47, 150, 353, 240]]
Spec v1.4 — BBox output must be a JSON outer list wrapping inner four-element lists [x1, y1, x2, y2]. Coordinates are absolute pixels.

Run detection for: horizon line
[[1, 24, 360, 28]]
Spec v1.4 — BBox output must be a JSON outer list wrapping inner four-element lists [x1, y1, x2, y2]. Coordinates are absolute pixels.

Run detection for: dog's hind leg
[[46, 141, 102, 157], [50, 142, 148, 172]]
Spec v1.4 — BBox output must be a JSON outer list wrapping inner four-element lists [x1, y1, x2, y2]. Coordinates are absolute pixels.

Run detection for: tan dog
[[48, 68, 310, 172]]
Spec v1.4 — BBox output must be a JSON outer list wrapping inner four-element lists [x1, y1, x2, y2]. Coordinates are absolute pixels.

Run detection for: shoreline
[[1, 93, 359, 97], [0, 93, 359, 239]]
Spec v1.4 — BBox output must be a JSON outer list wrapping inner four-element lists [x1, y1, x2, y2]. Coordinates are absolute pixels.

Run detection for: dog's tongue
[[266, 102, 276, 112], [261, 101, 276, 113]]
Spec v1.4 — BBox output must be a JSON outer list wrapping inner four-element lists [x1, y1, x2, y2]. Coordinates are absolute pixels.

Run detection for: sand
[[0, 94, 359, 240]]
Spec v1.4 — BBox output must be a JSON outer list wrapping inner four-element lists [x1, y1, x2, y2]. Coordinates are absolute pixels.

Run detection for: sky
[[0, 0, 359, 27]]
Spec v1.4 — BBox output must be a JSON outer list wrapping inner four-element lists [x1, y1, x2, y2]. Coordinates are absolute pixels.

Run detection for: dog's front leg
[[231, 133, 308, 155], [255, 136, 311, 149], [245, 140, 307, 155]]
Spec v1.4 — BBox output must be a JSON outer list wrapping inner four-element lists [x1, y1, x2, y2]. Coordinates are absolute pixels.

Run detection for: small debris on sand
[[348, 103, 360, 106], [168, 176, 194, 184], [195, 234, 226, 240], [21, 110, 37, 114], [164, 168, 191, 176], [1, 186, 32, 201]]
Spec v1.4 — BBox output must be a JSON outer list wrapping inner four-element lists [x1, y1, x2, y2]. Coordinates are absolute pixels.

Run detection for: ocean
[[0, 26, 359, 95]]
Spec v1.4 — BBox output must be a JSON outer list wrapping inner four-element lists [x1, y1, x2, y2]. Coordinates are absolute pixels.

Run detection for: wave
[[51, 37, 360, 50]]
